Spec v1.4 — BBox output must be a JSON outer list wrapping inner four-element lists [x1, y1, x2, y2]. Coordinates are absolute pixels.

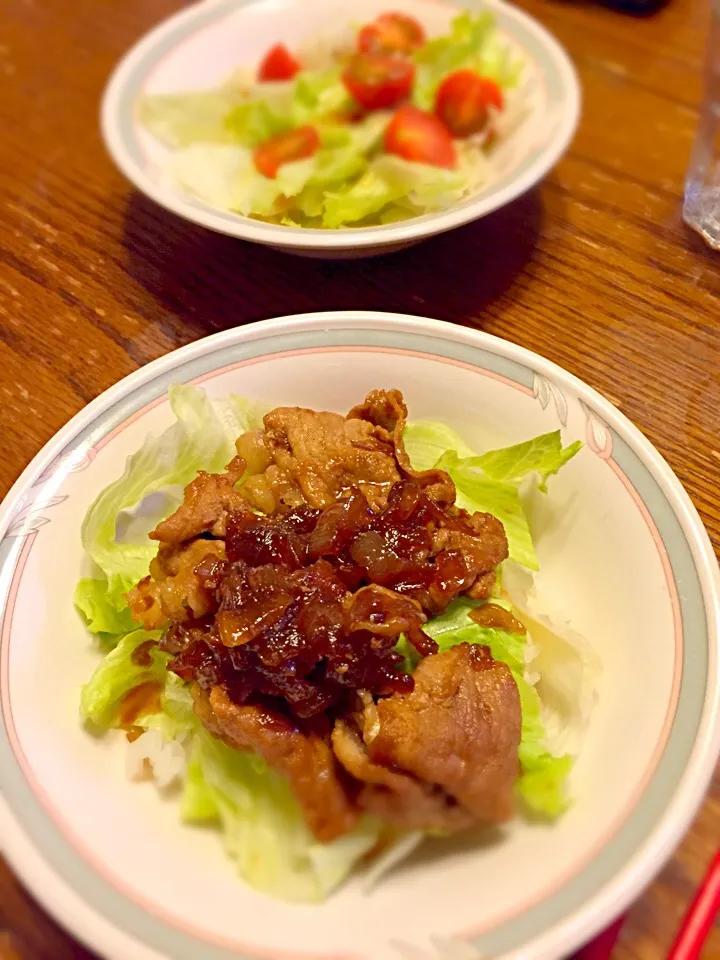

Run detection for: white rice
[[125, 729, 188, 790]]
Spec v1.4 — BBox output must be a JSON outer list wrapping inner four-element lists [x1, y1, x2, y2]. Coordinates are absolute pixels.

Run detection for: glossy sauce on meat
[[130, 390, 521, 842], [170, 479, 507, 721], [469, 603, 526, 634]]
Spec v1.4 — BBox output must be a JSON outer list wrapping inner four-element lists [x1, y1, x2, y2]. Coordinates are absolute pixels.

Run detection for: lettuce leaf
[[77, 385, 259, 630], [223, 67, 351, 147], [166, 113, 391, 226], [80, 629, 165, 728], [422, 598, 572, 817], [225, 98, 292, 146], [291, 67, 352, 124], [437, 449, 539, 570], [74, 577, 137, 641], [469, 431, 583, 492], [405, 423, 581, 570], [412, 11, 521, 111], [403, 421, 477, 471], [81, 619, 382, 902], [139, 88, 245, 148], [185, 728, 380, 902]]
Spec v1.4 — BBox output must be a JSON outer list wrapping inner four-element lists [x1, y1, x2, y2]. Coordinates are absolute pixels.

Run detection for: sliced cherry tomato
[[258, 43, 301, 82], [253, 126, 320, 178], [342, 52, 414, 111], [385, 104, 456, 168], [435, 70, 504, 137], [357, 12, 425, 54]]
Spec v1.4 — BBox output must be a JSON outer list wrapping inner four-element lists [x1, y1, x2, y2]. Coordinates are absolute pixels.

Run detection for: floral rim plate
[[0, 312, 718, 960]]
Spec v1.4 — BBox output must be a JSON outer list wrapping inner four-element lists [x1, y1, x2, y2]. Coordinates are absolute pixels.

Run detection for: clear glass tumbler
[[683, 0, 720, 249]]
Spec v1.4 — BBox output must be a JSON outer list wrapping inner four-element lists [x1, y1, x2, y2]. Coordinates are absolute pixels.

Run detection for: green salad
[[139, 9, 526, 228], [75, 385, 599, 903]]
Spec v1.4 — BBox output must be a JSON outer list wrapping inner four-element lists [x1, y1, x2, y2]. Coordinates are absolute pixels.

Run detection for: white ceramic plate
[[1, 312, 719, 960], [101, 0, 580, 257]]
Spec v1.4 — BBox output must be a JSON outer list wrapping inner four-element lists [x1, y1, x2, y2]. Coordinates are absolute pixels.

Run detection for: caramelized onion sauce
[[168, 479, 507, 722]]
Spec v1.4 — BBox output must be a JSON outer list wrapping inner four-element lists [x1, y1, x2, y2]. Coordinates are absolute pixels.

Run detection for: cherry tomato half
[[253, 126, 320, 178], [342, 52, 414, 111], [357, 12, 426, 55], [435, 70, 504, 137], [385, 104, 456, 168], [258, 43, 301, 82]]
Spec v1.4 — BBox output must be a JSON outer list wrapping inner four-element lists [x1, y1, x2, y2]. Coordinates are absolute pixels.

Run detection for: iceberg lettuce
[[405, 421, 580, 570], [137, 9, 521, 229], [76, 385, 260, 635], [413, 12, 523, 111]]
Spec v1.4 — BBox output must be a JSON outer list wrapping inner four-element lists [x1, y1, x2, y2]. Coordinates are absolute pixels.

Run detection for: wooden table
[[1, 0, 718, 956]]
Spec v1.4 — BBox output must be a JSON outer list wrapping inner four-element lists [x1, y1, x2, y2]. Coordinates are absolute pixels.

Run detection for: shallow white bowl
[[101, 0, 580, 258], [1, 312, 718, 960]]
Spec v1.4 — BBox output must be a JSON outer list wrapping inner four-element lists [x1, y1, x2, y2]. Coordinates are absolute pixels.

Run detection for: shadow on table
[[120, 188, 543, 335]]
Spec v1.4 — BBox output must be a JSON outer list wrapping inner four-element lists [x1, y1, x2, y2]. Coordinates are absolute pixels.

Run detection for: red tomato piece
[[342, 52, 414, 111], [258, 43, 301, 82], [385, 104, 456, 168], [253, 126, 320, 178], [357, 12, 425, 54], [435, 70, 504, 137]]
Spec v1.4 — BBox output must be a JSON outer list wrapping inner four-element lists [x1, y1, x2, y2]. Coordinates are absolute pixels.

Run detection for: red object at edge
[[667, 850, 720, 960], [573, 916, 625, 960]]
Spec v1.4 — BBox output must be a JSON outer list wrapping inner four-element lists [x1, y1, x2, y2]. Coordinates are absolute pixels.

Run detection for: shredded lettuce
[[138, 9, 521, 229], [224, 97, 292, 147], [139, 88, 246, 148], [223, 66, 352, 145], [403, 421, 477, 470], [413, 12, 522, 111]]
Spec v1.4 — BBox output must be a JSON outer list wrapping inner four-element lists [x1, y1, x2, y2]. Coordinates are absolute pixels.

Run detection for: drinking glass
[[683, 0, 720, 249]]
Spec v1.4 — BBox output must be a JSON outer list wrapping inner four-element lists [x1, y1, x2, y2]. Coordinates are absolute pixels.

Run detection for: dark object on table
[[596, 0, 670, 14]]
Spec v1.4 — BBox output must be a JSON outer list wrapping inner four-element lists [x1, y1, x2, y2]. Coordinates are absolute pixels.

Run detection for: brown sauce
[[118, 681, 163, 727], [130, 639, 157, 667], [469, 603, 526, 635]]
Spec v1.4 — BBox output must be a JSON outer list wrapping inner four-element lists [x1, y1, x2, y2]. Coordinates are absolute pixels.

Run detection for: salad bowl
[[1, 311, 718, 960], [101, 0, 580, 257]]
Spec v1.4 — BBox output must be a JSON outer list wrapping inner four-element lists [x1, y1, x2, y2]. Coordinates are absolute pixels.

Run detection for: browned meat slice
[[236, 406, 401, 514], [194, 685, 358, 843], [333, 644, 521, 828], [127, 539, 225, 628], [430, 513, 508, 602], [332, 719, 474, 832], [371, 643, 521, 823], [348, 388, 456, 505], [150, 456, 248, 544]]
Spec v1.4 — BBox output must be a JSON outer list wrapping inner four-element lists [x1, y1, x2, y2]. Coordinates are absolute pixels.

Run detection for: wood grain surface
[[0, 0, 718, 957]]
